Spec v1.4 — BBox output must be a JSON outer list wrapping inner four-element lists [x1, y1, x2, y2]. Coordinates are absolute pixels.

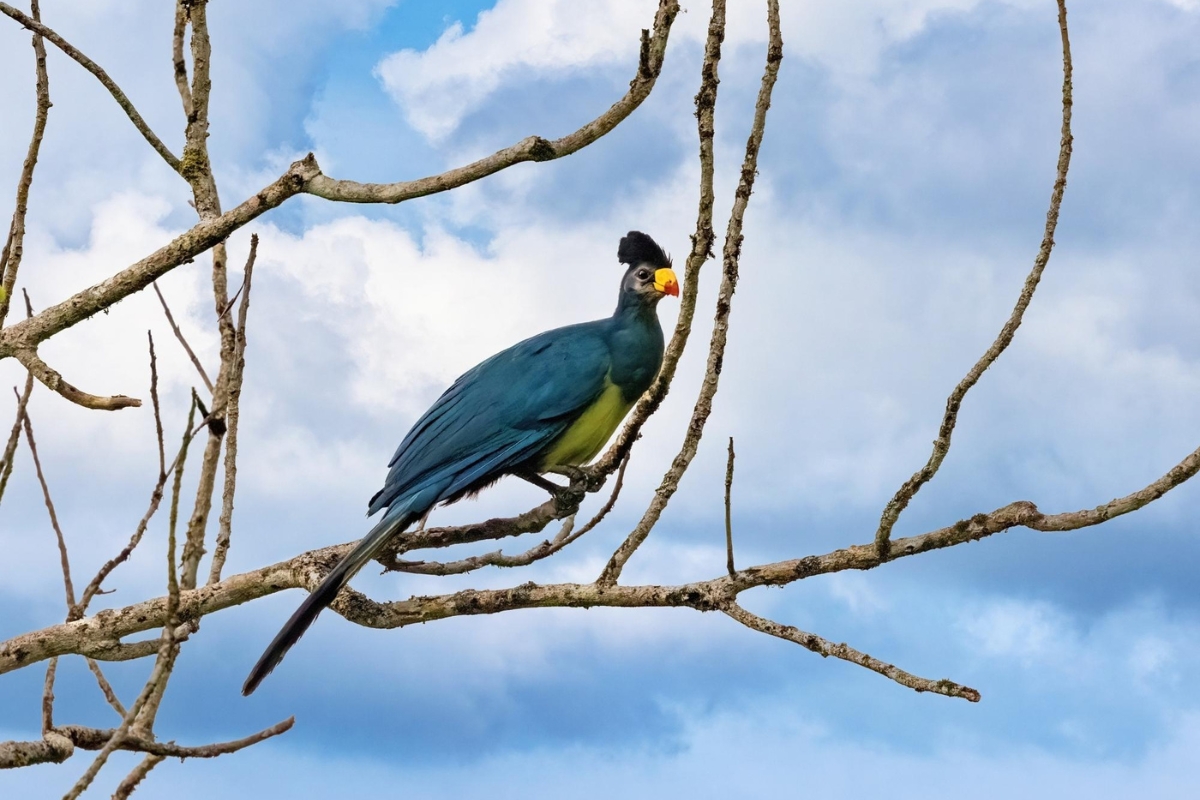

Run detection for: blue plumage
[[242, 232, 677, 695]]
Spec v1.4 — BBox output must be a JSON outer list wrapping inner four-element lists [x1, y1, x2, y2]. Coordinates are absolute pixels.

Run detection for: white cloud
[[374, 0, 1052, 141]]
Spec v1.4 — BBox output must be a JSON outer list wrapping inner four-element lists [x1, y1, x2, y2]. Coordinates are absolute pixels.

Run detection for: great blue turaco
[[242, 231, 679, 695]]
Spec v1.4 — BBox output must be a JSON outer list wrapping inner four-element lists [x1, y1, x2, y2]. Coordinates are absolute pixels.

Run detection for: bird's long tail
[[241, 509, 417, 696]]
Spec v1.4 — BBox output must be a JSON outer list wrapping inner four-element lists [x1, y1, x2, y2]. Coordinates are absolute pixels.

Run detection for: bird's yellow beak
[[654, 268, 680, 297]]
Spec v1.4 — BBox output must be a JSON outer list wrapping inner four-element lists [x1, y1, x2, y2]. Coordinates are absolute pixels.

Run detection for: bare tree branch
[[874, 0, 1074, 555], [0, 371, 33, 506], [56, 716, 295, 759], [304, 0, 679, 203], [21, 404, 76, 612], [14, 345, 141, 410], [111, 754, 164, 800], [599, 0, 782, 586], [0, 155, 319, 359], [725, 437, 736, 577], [7, 421, 1196, 676], [77, 335, 169, 612], [153, 282, 214, 394], [591, 0, 725, 479], [85, 658, 126, 718], [0, 0, 49, 328], [723, 602, 980, 702], [0, 2, 181, 172], [208, 234, 256, 585]]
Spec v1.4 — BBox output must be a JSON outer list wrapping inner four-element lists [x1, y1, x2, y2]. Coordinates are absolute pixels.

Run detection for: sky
[[2, 0, 1200, 796]]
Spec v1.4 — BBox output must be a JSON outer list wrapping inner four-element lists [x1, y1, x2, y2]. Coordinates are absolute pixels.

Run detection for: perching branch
[[5, 420, 1196, 675], [874, 0, 1074, 555]]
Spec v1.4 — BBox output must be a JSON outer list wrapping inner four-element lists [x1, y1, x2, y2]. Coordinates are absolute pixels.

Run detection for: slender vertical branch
[[873, 0, 1074, 555], [0, 372, 33, 506], [725, 437, 736, 576], [599, 0, 782, 586], [22, 406, 75, 612], [40, 657, 56, 733], [177, 0, 236, 593], [209, 235, 256, 585], [0, 0, 50, 328], [111, 754, 165, 800], [592, 0, 725, 477], [172, 1, 193, 119], [77, 335, 168, 612]]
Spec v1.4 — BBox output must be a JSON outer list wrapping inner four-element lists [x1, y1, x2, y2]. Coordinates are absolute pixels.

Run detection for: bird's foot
[[518, 470, 566, 495], [545, 464, 587, 485]]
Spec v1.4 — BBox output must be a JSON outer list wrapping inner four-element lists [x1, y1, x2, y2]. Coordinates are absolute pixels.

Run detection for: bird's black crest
[[617, 231, 671, 269]]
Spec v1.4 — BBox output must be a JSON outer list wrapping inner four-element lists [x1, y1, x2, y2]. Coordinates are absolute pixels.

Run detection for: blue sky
[[2, 0, 1200, 796]]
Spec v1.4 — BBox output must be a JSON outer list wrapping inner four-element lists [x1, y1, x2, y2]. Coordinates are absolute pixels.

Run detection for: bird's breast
[[538, 378, 632, 469]]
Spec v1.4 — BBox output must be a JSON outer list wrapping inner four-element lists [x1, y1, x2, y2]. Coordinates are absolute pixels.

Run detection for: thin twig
[[304, 0, 679, 203], [41, 657, 56, 733], [111, 754, 164, 800], [171, 1, 192, 119], [599, 0, 782, 586], [725, 437, 736, 576], [723, 603, 980, 702], [153, 282, 214, 394], [0, 0, 50, 329], [0, 2, 181, 172], [874, 0, 1074, 555], [0, 371, 33, 506], [209, 234, 256, 585], [56, 716, 295, 759], [85, 658, 126, 718], [21, 405, 76, 611]]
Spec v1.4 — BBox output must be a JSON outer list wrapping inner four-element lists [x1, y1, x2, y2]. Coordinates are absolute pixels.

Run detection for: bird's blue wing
[[368, 321, 612, 517]]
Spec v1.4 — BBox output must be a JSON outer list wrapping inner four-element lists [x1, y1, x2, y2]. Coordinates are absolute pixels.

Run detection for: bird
[[241, 231, 679, 695]]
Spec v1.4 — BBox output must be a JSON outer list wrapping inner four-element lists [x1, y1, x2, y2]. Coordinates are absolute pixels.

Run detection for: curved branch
[[598, 0, 783, 586], [14, 346, 140, 410], [0, 0, 50, 329], [0, 2, 182, 172], [304, 0, 680, 204], [874, 0, 1074, 554], [590, 0, 726, 478], [723, 602, 980, 702]]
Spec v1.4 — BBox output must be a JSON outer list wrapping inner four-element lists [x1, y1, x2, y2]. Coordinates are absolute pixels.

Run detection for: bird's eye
[[636, 268, 651, 281]]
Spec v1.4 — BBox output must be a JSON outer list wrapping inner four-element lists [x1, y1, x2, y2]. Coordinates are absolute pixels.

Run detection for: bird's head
[[617, 231, 679, 306]]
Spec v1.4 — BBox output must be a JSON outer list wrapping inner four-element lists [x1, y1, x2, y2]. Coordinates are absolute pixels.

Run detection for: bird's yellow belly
[[539, 381, 631, 469]]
